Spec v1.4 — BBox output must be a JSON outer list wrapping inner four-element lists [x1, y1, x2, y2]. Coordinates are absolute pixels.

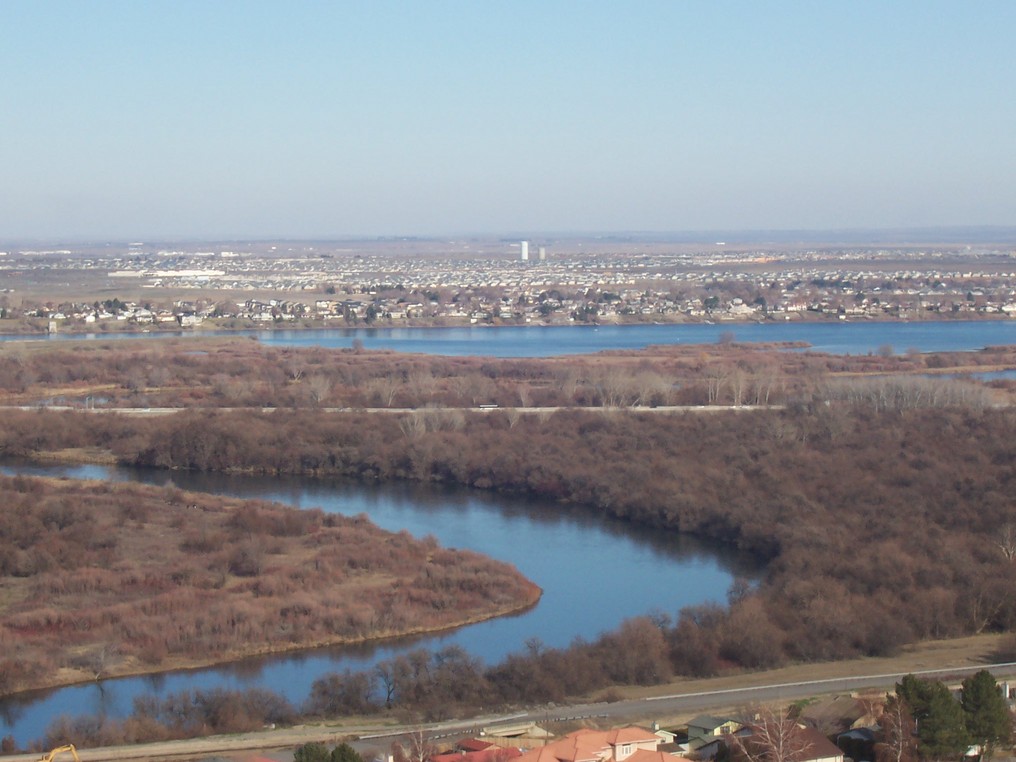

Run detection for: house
[[797, 695, 880, 734], [515, 726, 670, 762], [836, 727, 876, 762], [433, 739, 523, 762], [687, 716, 743, 749], [731, 725, 843, 762], [481, 722, 553, 744], [796, 728, 845, 762], [459, 740, 496, 753]]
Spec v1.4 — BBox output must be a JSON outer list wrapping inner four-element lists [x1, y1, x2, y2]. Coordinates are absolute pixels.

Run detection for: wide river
[[3, 318, 1016, 356], [2, 319, 1014, 744], [0, 463, 756, 746]]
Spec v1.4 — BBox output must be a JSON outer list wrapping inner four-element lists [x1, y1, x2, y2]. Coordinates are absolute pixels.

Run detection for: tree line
[[2, 400, 1015, 674], [881, 671, 1012, 761], [0, 338, 1011, 410]]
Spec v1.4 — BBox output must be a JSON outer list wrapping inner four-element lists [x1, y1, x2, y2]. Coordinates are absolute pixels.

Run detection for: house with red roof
[[515, 726, 679, 762], [433, 739, 523, 762]]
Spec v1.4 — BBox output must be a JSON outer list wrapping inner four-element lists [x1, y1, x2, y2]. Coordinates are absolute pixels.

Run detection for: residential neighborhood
[[2, 241, 1016, 331]]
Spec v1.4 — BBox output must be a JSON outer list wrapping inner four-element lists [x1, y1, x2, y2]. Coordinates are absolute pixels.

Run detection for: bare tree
[[306, 375, 333, 405], [996, 523, 1016, 561], [594, 368, 632, 407], [730, 368, 748, 406], [435, 408, 466, 431], [876, 694, 918, 762], [375, 660, 398, 708], [752, 365, 781, 405], [517, 384, 532, 408], [706, 366, 728, 405], [825, 376, 990, 412], [632, 370, 670, 407], [733, 705, 813, 762], [366, 375, 400, 407], [399, 411, 427, 439], [407, 370, 437, 400], [392, 728, 437, 762], [85, 643, 117, 681], [556, 368, 580, 403]]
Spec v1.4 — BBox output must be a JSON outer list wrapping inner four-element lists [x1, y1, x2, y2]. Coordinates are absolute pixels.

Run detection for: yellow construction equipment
[[37, 745, 81, 762]]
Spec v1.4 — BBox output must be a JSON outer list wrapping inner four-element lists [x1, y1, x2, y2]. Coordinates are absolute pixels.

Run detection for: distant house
[[515, 726, 675, 762], [797, 695, 879, 734], [433, 739, 523, 762], [730, 725, 844, 762], [687, 716, 743, 749], [836, 727, 876, 762], [459, 740, 496, 753], [794, 728, 845, 762]]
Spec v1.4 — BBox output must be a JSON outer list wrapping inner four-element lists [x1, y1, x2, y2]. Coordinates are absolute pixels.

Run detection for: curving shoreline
[[0, 474, 543, 699], [29, 580, 542, 698]]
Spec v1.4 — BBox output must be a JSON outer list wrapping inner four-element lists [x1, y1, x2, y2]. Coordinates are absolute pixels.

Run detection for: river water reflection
[[0, 463, 757, 746], [5, 319, 1007, 743]]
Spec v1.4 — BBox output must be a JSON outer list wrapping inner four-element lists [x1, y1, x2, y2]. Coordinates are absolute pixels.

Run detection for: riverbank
[[6, 633, 1012, 762], [2, 318, 1015, 363], [0, 474, 541, 697], [35, 586, 542, 696], [1, 310, 1013, 337]]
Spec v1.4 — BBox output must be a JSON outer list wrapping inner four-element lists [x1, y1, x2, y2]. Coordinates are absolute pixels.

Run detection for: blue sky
[[2, 1, 1014, 240]]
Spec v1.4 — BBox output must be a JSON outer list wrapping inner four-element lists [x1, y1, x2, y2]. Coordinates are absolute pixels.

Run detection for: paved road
[[0, 403, 781, 417], [508, 662, 1016, 726]]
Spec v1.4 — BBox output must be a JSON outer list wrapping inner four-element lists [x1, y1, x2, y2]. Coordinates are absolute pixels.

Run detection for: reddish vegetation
[[1, 339, 1016, 742], [0, 338, 1012, 409], [2, 398, 1015, 672], [0, 475, 539, 695]]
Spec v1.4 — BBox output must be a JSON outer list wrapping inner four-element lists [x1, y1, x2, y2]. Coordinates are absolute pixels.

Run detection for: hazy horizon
[[3, 2, 1015, 240], [6, 224, 1016, 249]]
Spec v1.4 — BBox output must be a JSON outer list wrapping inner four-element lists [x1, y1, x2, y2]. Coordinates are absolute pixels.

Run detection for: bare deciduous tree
[[632, 370, 670, 407], [996, 523, 1016, 561], [517, 385, 532, 408], [399, 411, 427, 439], [706, 366, 728, 404], [876, 694, 918, 762], [733, 705, 813, 762], [392, 728, 437, 762], [407, 370, 437, 399], [366, 375, 400, 407], [306, 375, 333, 405]]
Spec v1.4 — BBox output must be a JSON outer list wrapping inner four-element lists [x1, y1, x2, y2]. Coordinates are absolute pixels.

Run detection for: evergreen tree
[[920, 686, 969, 760], [897, 674, 936, 719], [895, 675, 970, 760], [295, 742, 331, 762], [332, 742, 365, 762], [961, 670, 1012, 759]]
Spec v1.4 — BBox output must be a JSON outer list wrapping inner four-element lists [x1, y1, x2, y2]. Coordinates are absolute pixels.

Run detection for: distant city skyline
[[2, 1, 1014, 240]]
